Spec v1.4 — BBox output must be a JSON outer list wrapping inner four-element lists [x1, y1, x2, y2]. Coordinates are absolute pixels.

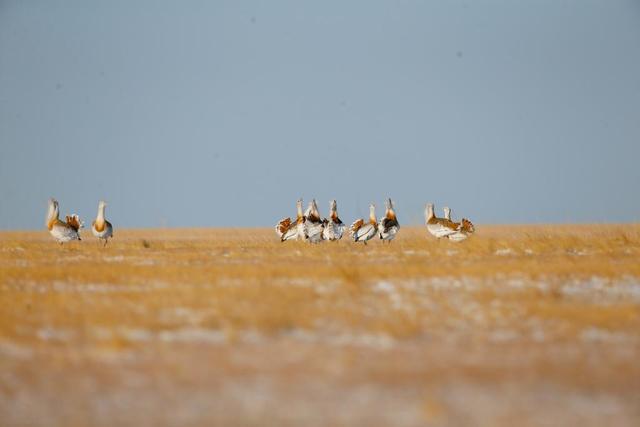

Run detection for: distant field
[[1, 225, 639, 426]]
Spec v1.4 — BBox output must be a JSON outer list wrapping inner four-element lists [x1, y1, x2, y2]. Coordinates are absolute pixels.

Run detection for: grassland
[[1, 225, 639, 426]]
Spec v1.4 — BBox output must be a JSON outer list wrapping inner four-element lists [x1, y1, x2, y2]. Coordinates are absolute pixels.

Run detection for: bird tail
[[65, 214, 84, 231]]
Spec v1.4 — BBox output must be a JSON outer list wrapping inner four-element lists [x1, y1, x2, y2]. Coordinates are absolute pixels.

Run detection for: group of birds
[[46, 198, 113, 246], [45, 197, 474, 247], [275, 198, 399, 244], [275, 199, 475, 244]]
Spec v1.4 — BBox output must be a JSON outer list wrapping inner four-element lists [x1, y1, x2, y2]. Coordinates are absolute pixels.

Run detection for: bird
[[350, 204, 378, 244], [322, 200, 346, 241], [45, 198, 82, 244], [275, 199, 307, 241], [442, 206, 476, 242], [425, 203, 458, 238], [379, 198, 400, 242], [304, 199, 324, 243], [448, 217, 476, 242], [91, 200, 113, 246]]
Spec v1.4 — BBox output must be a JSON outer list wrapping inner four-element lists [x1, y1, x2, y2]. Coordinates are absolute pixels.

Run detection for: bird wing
[[350, 218, 364, 234], [428, 222, 457, 237], [354, 223, 375, 240], [275, 217, 293, 236]]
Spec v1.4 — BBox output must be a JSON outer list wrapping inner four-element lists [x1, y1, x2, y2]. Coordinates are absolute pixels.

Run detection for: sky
[[1, 0, 639, 229]]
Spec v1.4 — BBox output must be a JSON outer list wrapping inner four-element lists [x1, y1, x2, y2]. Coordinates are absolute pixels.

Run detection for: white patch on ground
[[374, 281, 396, 293], [16, 281, 172, 294], [531, 329, 546, 342], [120, 328, 153, 342], [37, 327, 75, 342], [489, 329, 519, 343], [561, 277, 640, 301], [2, 246, 25, 252], [286, 329, 395, 349], [158, 307, 214, 326], [314, 283, 337, 295], [158, 328, 227, 343], [90, 327, 114, 340], [495, 248, 515, 256], [580, 327, 635, 343], [373, 281, 409, 311], [567, 249, 589, 256], [132, 259, 156, 266], [0, 340, 33, 359]]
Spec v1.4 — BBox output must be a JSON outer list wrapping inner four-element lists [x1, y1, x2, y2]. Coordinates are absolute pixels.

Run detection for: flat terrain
[[1, 225, 639, 427]]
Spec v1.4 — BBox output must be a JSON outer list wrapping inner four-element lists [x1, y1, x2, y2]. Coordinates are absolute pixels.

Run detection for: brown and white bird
[[442, 206, 475, 242], [91, 200, 113, 246], [425, 203, 458, 238], [275, 199, 306, 241], [304, 199, 324, 243], [46, 198, 82, 244], [378, 198, 400, 242], [350, 204, 378, 244], [448, 217, 475, 242], [322, 200, 345, 241]]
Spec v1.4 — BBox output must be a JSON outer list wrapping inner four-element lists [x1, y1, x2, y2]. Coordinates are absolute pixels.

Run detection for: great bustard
[[425, 203, 457, 239], [46, 198, 82, 244], [304, 199, 324, 243], [91, 200, 113, 246], [378, 198, 400, 242], [275, 199, 306, 241], [350, 204, 378, 244], [322, 200, 346, 241]]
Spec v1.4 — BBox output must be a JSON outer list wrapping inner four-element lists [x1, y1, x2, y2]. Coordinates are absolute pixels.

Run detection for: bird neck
[[369, 207, 376, 224]]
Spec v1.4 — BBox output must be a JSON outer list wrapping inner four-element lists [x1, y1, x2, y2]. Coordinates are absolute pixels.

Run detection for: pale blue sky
[[1, 0, 639, 229]]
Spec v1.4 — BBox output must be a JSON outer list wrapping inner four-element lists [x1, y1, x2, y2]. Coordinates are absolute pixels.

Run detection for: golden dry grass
[[1, 225, 639, 427]]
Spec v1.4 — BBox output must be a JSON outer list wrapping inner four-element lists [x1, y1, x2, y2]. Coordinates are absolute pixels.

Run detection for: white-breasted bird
[[425, 203, 458, 238], [46, 198, 82, 244], [350, 204, 378, 244], [378, 198, 400, 242], [275, 199, 307, 241], [322, 200, 346, 241], [91, 200, 113, 246], [304, 199, 324, 243]]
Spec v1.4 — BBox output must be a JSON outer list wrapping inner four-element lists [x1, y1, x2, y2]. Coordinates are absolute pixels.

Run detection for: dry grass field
[[1, 225, 639, 426]]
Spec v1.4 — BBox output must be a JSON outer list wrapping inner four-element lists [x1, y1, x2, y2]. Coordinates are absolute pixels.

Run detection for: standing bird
[[304, 199, 324, 243], [92, 200, 113, 246], [379, 198, 400, 242], [425, 203, 458, 238], [322, 200, 346, 241], [275, 199, 306, 241], [45, 198, 82, 244], [350, 204, 378, 244]]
